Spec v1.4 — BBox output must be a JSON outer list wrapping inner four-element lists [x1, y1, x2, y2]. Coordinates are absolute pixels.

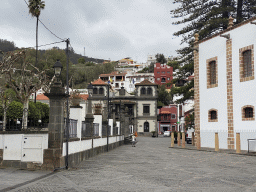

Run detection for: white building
[[194, 16, 256, 151]]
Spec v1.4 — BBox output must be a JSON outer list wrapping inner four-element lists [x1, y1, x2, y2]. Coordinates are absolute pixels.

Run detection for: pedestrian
[[132, 134, 136, 147]]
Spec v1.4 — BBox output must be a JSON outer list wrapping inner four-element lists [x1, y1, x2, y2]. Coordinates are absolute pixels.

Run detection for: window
[[167, 71, 170, 74], [208, 109, 218, 122], [239, 45, 254, 82], [157, 78, 160, 81], [209, 61, 216, 84], [210, 111, 217, 119], [147, 88, 152, 95], [99, 88, 104, 95], [243, 50, 252, 77], [161, 78, 166, 83], [157, 72, 160, 74], [207, 57, 218, 89], [242, 105, 254, 121], [167, 77, 170, 81], [141, 87, 146, 95], [143, 105, 150, 114], [162, 71, 165, 74], [136, 77, 140, 81], [144, 122, 149, 132], [93, 88, 98, 94], [171, 114, 176, 119], [245, 107, 253, 118]]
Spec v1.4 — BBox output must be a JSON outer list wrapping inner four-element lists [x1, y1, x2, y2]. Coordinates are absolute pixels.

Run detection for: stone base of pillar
[[42, 148, 65, 171]]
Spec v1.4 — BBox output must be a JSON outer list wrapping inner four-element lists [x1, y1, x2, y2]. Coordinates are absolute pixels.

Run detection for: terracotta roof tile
[[80, 94, 89, 100], [36, 94, 49, 100], [92, 78, 107, 85], [135, 79, 157, 86]]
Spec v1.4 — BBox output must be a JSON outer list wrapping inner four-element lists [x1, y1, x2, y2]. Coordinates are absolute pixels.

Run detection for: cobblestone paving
[[2, 136, 256, 192]]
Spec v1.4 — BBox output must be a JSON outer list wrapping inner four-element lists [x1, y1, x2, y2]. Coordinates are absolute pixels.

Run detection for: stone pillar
[[177, 132, 181, 146], [192, 132, 195, 146], [171, 132, 174, 147], [236, 133, 241, 153], [194, 33, 201, 149], [226, 38, 234, 149], [182, 132, 185, 148], [215, 132, 219, 151], [43, 82, 67, 170]]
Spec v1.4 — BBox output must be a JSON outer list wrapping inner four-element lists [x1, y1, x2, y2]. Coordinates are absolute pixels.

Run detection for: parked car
[[186, 128, 194, 144], [163, 131, 171, 137]]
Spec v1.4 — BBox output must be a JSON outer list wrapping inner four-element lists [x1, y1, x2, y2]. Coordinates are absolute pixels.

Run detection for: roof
[[99, 71, 127, 77], [36, 94, 49, 100], [80, 94, 89, 101], [92, 78, 107, 85], [135, 79, 157, 86], [196, 16, 256, 45]]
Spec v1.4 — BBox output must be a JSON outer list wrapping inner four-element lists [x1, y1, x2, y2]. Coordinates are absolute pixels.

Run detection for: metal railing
[[64, 118, 78, 138], [81, 121, 89, 137], [93, 123, 99, 137], [247, 139, 256, 153]]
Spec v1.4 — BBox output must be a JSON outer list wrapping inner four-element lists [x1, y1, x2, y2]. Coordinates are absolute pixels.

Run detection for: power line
[[23, 0, 65, 41], [17, 40, 65, 50]]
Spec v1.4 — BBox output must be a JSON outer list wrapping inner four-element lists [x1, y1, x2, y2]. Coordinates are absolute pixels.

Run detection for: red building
[[154, 63, 173, 89], [158, 104, 177, 134]]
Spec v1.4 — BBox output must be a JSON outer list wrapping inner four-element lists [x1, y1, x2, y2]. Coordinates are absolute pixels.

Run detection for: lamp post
[[107, 83, 110, 152], [53, 59, 63, 82]]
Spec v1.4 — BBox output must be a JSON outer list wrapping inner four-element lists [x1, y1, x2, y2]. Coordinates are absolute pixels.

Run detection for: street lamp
[[53, 59, 63, 78]]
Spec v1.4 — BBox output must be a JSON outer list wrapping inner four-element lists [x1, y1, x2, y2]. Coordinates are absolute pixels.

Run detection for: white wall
[[1, 134, 48, 163], [198, 21, 256, 150], [199, 35, 228, 133], [231, 23, 256, 134]]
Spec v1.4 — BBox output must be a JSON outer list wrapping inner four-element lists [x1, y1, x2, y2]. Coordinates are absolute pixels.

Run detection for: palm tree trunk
[[34, 16, 39, 103]]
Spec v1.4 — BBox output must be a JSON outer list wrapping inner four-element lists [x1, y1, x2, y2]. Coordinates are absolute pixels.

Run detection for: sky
[[0, 0, 185, 63]]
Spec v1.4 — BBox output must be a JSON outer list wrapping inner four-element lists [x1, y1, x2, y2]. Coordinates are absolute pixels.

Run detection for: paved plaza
[[1, 136, 256, 192]]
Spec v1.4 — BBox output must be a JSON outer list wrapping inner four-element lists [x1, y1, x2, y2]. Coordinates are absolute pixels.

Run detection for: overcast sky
[[1, 0, 185, 63]]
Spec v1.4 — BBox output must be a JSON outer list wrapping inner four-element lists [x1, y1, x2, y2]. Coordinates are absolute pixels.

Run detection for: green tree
[[170, 0, 256, 103], [78, 57, 85, 64], [155, 53, 167, 64], [28, 0, 45, 68], [157, 85, 172, 107], [185, 112, 194, 130]]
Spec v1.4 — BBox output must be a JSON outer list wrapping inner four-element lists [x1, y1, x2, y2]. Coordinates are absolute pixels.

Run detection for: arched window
[[209, 61, 216, 84], [245, 107, 253, 118], [144, 122, 149, 132], [208, 109, 218, 122], [93, 88, 98, 94], [161, 78, 166, 83], [242, 106, 254, 121], [99, 88, 104, 95], [243, 50, 252, 77], [147, 88, 152, 95], [141, 87, 146, 95]]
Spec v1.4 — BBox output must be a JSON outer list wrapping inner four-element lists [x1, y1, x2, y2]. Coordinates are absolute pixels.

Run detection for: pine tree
[[169, 0, 256, 103]]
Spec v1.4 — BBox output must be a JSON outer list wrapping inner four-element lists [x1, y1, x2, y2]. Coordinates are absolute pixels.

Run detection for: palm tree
[[28, 0, 45, 65], [28, 0, 45, 102]]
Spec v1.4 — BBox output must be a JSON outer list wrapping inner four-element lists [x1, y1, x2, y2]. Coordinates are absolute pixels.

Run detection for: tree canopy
[[155, 53, 167, 64], [170, 0, 256, 103]]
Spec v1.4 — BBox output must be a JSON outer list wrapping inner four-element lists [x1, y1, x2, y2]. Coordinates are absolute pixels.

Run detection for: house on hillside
[[154, 63, 173, 89], [194, 16, 256, 151]]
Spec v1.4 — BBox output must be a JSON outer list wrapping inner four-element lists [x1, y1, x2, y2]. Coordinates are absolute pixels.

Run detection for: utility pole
[[65, 38, 70, 170]]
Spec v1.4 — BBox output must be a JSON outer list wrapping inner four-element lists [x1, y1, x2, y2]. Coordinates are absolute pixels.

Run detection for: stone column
[[194, 33, 201, 149], [236, 133, 241, 153], [171, 132, 174, 147], [43, 82, 67, 170], [215, 132, 219, 151]]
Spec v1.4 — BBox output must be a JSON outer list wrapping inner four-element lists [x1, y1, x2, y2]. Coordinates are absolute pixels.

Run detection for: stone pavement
[[1, 136, 256, 191]]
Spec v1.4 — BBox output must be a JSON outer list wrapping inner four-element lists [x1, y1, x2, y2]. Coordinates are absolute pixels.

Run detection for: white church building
[[194, 16, 256, 151]]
